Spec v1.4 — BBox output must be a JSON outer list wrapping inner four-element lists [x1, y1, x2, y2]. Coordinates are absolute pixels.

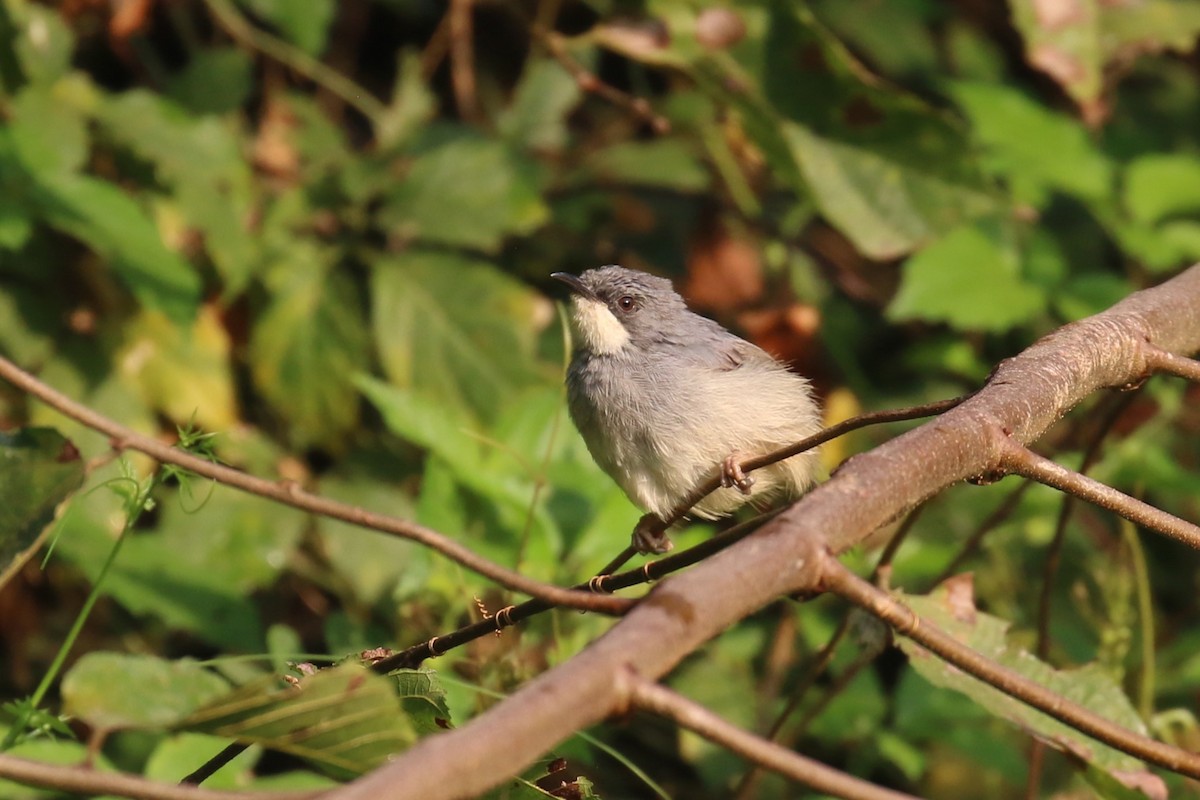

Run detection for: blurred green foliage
[[0, 0, 1199, 797]]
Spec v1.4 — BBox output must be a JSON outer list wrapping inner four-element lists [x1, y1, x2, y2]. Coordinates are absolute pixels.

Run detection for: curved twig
[[0, 355, 630, 615]]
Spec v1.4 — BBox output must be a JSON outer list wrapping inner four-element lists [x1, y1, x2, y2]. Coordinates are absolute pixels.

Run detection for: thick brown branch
[[0, 355, 629, 615], [0, 753, 320, 800], [821, 560, 1200, 779], [999, 438, 1200, 550], [623, 671, 922, 800]]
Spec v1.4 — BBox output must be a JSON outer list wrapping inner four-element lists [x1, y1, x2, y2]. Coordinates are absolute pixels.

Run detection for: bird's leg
[[720, 454, 755, 495], [632, 513, 674, 555]]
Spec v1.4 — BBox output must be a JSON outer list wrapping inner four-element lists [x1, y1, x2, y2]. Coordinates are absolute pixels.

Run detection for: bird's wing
[[673, 323, 774, 373]]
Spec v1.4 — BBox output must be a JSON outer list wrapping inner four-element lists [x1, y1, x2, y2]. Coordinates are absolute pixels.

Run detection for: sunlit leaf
[[62, 653, 229, 730], [249, 246, 370, 448], [889, 223, 1046, 331], [117, 307, 238, 431], [370, 250, 547, 421], [897, 579, 1149, 775], [381, 131, 549, 253], [185, 663, 421, 778], [753, 1, 997, 258], [499, 58, 582, 153]]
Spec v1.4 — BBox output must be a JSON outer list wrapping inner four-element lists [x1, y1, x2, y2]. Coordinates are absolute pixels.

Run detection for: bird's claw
[[632, 513, 674, 555], [721, 454, 755, 495]]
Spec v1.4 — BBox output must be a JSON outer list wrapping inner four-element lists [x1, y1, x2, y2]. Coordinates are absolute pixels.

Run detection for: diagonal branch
[[326, 265, 1200, 799], [998, 438, 1200, 550], [1145, 345, 1200, 382], [621, 670, 922, 800], [0, 355, 630, 615], [0, 752, 321, 800], [820, 560, 1200, 778]]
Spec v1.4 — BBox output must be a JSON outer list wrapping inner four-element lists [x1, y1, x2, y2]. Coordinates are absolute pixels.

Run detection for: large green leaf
[[498, 58, 582, 153], [249, 246, 370, 448], [62, 653, 229, 730], [95, 89, 258, 294], [369, 251, 546, 421], [948, 81, 1113, 206], [380, 131, 549, 253], [0, 428, 84, 588], [737, 1, 999, 259], [30, 171, 201, 326], [889, 223, 1046, 331], [897, 580, 1157, 788], [52, 462, 267, 651], [184, 663, 424, 778], [1009, 0, 1200, 115]]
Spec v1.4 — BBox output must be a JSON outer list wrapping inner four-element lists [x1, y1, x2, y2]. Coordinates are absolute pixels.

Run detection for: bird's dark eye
[[617, 295, 637, 312]]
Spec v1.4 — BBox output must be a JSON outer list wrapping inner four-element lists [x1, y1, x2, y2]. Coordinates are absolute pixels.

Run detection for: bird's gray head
[[552, 266, 690, 355]]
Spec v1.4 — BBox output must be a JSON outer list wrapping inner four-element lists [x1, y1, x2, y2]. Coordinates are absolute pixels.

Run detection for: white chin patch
[[570, 296, 630, 354]]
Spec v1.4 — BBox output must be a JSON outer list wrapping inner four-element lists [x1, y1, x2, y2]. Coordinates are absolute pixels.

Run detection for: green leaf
[[29, 172, 201, 326], [1124, 153, 1200, 224], [11, 4, 74, 87], [393, 669, 453, 737], [757, 2, 997, 258], [355, 378, 565, 567], [0, 428, 84, 588], [897, 580, 1148, 774], [948, 81, 1113, 205], [95, 90, 258, 294], [1010, 0, 1200, 113], [249, 246, 370, 448], [185, 663, 420, 777], [166, 48, 254, 114], [52, 463, 267, 651], [8, 84, 89, 176], [580, 139, 711, 192], [381, 132, 548, 253], [144, 733, 261, 786], [784, 124, 997, 259], [369, 251, 546, 421], [116, 308, 239, 431], [499, 58, 583, 153], [889, 223, 1046, 331], [152, 483, 306, 593], [315, 475, 424, 605], [62, 653, 229, 730], [238, 0, 336, 55]]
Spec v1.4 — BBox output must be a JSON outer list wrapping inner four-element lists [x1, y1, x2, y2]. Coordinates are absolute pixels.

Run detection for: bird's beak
[[551, 272, 599, 302]]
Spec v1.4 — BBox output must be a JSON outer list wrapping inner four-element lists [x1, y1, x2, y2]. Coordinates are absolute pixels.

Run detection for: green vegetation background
[[0, 0, 1199, 797]]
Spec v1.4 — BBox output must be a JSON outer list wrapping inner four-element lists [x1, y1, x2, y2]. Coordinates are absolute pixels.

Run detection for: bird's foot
[[720, 454, 755, 495], [632, 514, 674, 555]]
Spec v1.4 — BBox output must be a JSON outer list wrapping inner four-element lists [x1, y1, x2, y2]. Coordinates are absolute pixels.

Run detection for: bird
[[552, 265, 822, 554]]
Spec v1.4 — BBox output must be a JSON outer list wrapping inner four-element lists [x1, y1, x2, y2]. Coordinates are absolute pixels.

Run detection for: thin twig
[[1035, 391, 1139, 658], [0, 355, 629, 615], [374, 510, 781, 671], [447, 0, 478, 123], [533, 28, 671, 134], [822, 559, 1200, 779], [623, 671, 922, 800], [926, 480, 1033, 589], [998, 436, 1200, 550], [0, 752, 320, 800], [1145, 345, 1200, 382], [202, 0, 385, 126]]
